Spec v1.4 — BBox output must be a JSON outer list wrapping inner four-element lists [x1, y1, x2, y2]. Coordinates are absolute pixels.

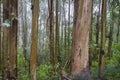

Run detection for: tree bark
[[95, 0, 101, 61], [0, 2, 1, 74], [30, 0, 39, 80], [108, 3, 114, 59], [116, 10, 120, 43], [89, 0, 93, 69], [68, 0, 71, 55], [108, 22, 114, 59], [9, 0, 18, 79], [2, 0, 10, 79], [98, 0, 106, 78], [22, 1, 28, 61], [55, 0, 59, 64], [71, 0, 92, 79], [63, 1, 67, 59], [48, 0, 56, 73]]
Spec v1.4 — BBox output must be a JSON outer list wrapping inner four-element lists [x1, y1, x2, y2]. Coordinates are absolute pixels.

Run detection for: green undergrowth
[[91, 42, 120, 80]]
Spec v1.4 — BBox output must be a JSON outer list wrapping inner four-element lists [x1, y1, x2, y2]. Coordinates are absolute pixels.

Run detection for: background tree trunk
[[116, 10, 120, 43], [89, 0, 93, 69], [0, 2, 1, 75], [55, 0, 59, 64], [95, 0, 101, 61], [98, 0, 106, 78], [48, 0, 56, 74]]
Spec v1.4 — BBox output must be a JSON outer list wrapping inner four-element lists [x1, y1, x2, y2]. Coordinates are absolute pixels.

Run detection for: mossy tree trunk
[[30, 0, 39, 80]]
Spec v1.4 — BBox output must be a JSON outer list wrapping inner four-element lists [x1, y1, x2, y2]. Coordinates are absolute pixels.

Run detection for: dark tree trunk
[[89, 0, 93, 69], [95, 0, 101, 61], [98, 0, 106, 78]]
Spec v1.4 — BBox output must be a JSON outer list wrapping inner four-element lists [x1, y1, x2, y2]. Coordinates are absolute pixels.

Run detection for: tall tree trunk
[[0, 2, 1, 74], [89, 0, 93, 69], [68, 0, 71, 55], [95, 0, 101, 61], [98, 0, 106, 78], [108, 3, 114, 59], [55, 0, 59, 64], [2, 0, 10, 79], [22, 1, 28, 61], [71, 0, 92, 79], [48, 0, 56, 73], [2, 27, 10, 80], [9, 0, 18, 78], [116, 10, 120, 43], [30, 0, 39, 80], [63, 1, 67, 59], [108, 22, 114, 59]]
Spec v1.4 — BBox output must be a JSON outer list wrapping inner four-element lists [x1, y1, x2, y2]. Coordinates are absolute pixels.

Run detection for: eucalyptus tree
[[2, 0, 18, 79], [98, 0, 107, 78], [71, 0, 92, 79], [30, 0, 39, 80]]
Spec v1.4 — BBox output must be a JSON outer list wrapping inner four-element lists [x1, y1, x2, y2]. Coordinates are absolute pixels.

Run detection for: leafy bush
[[37, 64, 52, 79]]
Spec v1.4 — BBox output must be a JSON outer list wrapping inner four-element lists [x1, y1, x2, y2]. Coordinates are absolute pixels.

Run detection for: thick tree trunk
[[2, 27, 10, 80], [9, 0, 18, 79], [98, 0, 106, 78], [2, 0, 10, 79], [71, 0, 92, 79], [30, 0, 39, 80]]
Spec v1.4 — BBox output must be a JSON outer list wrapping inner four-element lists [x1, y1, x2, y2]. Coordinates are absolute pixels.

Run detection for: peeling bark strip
[[71, 0, 92, 79]]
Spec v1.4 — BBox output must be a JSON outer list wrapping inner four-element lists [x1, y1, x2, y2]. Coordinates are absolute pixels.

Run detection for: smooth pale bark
[[30, 0, 39, 80], [71, 0, 92, 79], [98, 0, 106, 78]]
